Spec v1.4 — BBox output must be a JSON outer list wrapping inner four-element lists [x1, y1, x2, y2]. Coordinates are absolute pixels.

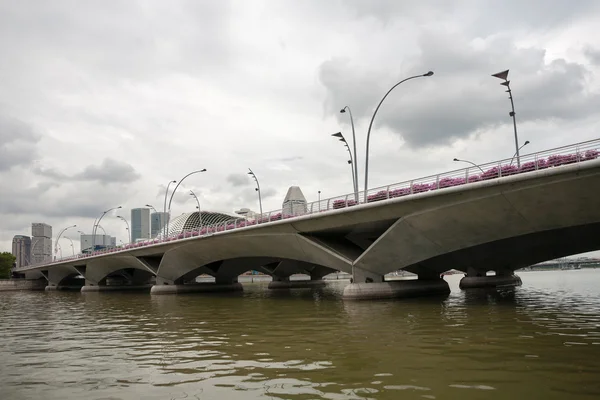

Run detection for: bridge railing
[[34, 138, 600, 266]]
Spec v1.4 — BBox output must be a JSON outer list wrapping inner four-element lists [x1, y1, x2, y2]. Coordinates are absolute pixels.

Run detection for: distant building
[[282, 186, 307, 217], [235, 208, 258, 219], [31, 223, 52, 264], [80, 234, 117, 253], [150, 212, 169, 238], [12, 235, 31, 268], [131, 208, 150, 242]]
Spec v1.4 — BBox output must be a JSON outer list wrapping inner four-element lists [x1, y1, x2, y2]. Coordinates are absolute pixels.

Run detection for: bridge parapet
[[26, 138, 600, 269]]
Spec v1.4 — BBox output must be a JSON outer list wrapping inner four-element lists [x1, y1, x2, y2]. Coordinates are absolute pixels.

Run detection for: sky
[[1, 0, 600, 257]]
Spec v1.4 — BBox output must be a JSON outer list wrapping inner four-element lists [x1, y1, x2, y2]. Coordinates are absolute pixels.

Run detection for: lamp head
[[453, 158, 460, 162], [423, 71, 434, 77], [524, 140, 530, 145], [492, 70, 509, 80], [331, 132, 343, 138], [200, 168, 207, 172], [339, 108, 346, 114]]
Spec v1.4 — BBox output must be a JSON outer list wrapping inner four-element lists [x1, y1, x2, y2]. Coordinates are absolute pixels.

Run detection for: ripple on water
[[1, 272, 600, 399]]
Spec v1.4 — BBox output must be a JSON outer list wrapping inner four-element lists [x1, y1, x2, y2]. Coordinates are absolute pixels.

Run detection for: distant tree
[[0, 252, 16, 279]]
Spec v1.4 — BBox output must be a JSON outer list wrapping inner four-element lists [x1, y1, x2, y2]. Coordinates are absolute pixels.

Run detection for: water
[[1, 270, 600, 400]]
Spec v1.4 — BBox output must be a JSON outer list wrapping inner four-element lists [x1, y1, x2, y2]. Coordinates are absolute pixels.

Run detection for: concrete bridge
[[17, 139, 600, 299]]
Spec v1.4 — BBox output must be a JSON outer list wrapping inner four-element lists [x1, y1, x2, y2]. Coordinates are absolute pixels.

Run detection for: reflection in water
[[1, 270, 599, 399]]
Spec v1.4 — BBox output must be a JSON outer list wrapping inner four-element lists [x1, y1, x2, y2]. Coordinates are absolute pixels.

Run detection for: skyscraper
[[12, 235, 31, 268], [150, 212, 169, 238], [131, 208, 150, 242], [31, 223, 52, 264]]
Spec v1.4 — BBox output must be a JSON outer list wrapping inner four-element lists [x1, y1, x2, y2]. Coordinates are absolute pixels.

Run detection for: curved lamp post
[[510, 140, 530, 166], [116, 216, 131, 244], [62, 237, 75, 256], [453, 158, 485, 173], [364, 71, 434, 202], [340, 106, 359, 200], [248, 168, 263, 218], [54, 225, 76, 260], [189, 190, 202, 228], [92, 206, 121, 252], [332, 132, 357, 200], [166, 169, 207, 236], [56, 242, 62, 259], [492, 69, 521, 167], [145, 204, 158, 213], [162, 180, 177, 237]]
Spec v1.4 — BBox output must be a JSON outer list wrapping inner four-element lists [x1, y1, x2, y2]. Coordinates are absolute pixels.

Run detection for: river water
[[1, 270, 599, 400]]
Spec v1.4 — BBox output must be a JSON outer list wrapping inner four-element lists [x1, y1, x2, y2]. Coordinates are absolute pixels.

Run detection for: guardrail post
[[436, 175, 440, 190], [498, 161, 502, 178], [327, 199, 330, 211], [534, 154, 538, 170], [410, 180, 414, 194], [577, 146, 581, 162], [465, 167, 469, 182], [386, 186, 390, 199]]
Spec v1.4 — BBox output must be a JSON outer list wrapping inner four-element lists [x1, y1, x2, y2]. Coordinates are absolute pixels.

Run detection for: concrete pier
[[343, 279, 450, 301], [268, 279, 327, 289], [150, 282, 243, 295], [459, 274, 522, 289]]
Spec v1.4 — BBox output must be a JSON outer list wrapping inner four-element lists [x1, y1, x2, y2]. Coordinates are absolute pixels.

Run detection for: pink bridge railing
[[31, 138, 600, 267]]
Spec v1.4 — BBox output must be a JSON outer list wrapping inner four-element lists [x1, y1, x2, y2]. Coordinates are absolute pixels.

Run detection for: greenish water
[[1, 270, 599, 400]]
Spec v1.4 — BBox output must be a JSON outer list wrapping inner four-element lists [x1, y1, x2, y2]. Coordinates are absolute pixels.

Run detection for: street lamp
[[248, 168, 263, 218], [145, 204, 158, 213], [332, 132, 357, 201], [116, 216, 131, 244], [54, 225, 76, 260], [364, 71, 434, 202], [62, 237, 75, 255], [453, 158, 485, 173], [189, 190, 203, 228], [92, 206, 121, 252], [492, 69, 521, 167], [166, 169, 207, 236], [340, 106, 359, 200], [510, 140, 530, 166], [162, 180, 177, 237]]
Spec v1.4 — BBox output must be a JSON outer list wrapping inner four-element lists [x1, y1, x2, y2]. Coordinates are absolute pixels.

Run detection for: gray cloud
[[226, 173, 250, 187], [73, 158, 141, 184], [584, 47, 600, 66], [0, 113, 40, 171], [320, 32, 600, 148]]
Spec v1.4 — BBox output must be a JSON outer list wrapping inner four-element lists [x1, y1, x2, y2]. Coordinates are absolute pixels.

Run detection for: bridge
[[17, 139, 600, 300]]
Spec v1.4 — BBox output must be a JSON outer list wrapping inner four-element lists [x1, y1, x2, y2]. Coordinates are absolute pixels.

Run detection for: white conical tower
[[282, 186, 307, 216]]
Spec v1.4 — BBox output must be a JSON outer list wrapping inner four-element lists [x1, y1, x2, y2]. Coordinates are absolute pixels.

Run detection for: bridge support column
[[150, 277, 243, 295], [459, 269, 522, 289], [343, 267, 450, 300]]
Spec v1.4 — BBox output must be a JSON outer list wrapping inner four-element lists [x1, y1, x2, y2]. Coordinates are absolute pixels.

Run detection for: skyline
[[2, 0, 600, 254]]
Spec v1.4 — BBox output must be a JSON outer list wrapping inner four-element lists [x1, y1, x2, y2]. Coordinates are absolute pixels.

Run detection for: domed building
[[156, 211, 240, 239]]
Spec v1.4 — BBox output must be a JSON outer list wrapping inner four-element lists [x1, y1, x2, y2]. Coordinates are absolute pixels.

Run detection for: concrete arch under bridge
[[21, 155, 600, 300]]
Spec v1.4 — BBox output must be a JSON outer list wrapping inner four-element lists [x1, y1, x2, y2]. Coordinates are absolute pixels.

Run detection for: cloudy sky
[[1, 0, 600, 255]]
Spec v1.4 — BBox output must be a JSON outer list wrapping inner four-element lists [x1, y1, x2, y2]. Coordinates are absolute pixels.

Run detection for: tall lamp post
[[54, 225, 76, 260], [166, 169, 207, 236], [340, 106, 359, 200], [364, 71, 434, 202], [453, 158, 485, 173], [510, 140, 530, 166], [92, 206, 121, 252], [248, 168, 263, 218], [116, 216, 131, 244], [332, 132, 357, 201], [189, 190, 203, 228], [492, 69, 521, 168], [162, 180, 177, 237], [62, 237, 75, 255]]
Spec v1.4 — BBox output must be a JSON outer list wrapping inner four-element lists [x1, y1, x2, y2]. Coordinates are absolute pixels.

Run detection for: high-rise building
[[12, 235, 31, 268], [131, 208, 150, 242], [80, 234, 117, 252], [150, 212, 169, 238], [282, 186, 307, 217], [31, 223, 52, 264]]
